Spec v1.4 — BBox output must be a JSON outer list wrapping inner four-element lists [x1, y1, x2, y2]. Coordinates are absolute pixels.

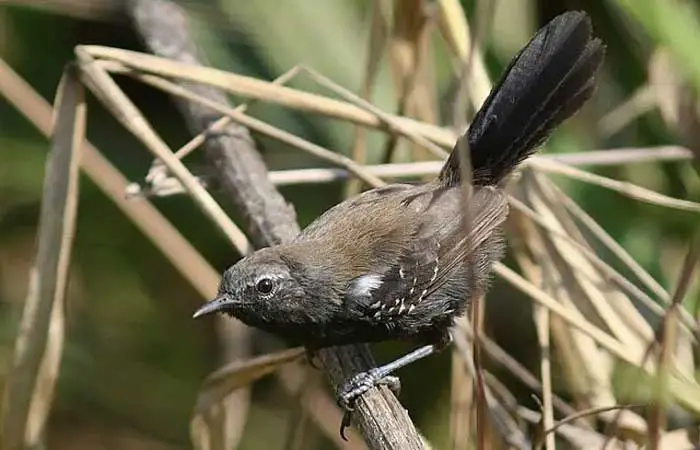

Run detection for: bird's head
[[192, 246, 339, 334]]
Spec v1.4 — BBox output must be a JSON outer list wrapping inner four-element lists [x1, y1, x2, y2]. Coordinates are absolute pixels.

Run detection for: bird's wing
[[345, 187, 509, 317]]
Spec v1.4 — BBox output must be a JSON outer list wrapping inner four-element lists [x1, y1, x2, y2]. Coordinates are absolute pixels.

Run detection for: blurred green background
[[0, 0, 699, 449]]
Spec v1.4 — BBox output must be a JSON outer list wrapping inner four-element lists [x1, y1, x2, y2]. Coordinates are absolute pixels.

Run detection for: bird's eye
[[256, 277, 274, 295]]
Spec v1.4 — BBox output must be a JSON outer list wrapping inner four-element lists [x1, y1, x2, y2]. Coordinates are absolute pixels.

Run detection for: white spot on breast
[[349, 273, 383, 298]]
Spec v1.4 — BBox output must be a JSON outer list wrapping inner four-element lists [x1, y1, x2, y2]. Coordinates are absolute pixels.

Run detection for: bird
[[193, 10, 605, 438]]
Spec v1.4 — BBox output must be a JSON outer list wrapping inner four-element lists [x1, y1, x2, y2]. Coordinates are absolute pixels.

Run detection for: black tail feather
[[440, 11, 605, 187]]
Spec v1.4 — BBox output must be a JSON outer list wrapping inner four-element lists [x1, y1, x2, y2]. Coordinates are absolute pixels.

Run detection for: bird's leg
[[337, 343, 442, 409], [337, 335, 453, 440]]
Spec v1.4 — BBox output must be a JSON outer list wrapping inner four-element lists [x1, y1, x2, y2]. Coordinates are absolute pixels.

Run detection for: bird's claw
[[336, 370, 401, 440], [338, 370, 401, 409]]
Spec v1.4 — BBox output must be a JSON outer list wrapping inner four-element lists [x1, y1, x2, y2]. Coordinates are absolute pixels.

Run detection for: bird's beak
[[192, 296, 230, 319]]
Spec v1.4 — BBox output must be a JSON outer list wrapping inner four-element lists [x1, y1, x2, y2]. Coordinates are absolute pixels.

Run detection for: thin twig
[[0, 65, 83, 450], [129, 146, 696, 197], [171, 65, 304, 161], [530, 157, 700, 213], [75, 47, 253, 254], [494, 262, 700, 412], [534, 305, 555, 450], [452, 327, 530, 449], [462, 326, 580, 418], [545, 404, 646, 437], [299, 67, 448, 160], [119, 67, 386, 188], [346, 0, 388, 196], [553, 184, 671, 302], [508, 194, 697, 334], [601, 234, 700, 448], [648, 233, 700, 450], [81, 44, 458, 146]]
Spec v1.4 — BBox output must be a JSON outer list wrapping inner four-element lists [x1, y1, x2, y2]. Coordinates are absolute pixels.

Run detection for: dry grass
[[0, 0, 699, 449]]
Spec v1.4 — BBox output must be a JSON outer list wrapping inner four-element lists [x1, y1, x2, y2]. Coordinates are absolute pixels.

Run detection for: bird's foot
[[336, 369, 401, 440], [338, 369, 401, 409]]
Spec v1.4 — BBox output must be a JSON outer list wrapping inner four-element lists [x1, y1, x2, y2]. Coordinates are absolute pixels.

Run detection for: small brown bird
[[194, 10, 605, 437]]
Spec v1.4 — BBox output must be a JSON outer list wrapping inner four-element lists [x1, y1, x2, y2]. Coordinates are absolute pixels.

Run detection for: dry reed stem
[[434, 3, 497, 446], [0, 65, 83, 450], [530, 157, 700, 213], [433, 4, 483, 445], [534, 305, 555, 450], [435, 0, 491, 106], [450, 0, 495, 132], [386, 0, 439, 166], [80, 44, 700, 213], [507, 194, 684, 333], [648, 233, 700, 449], [470, 296, 488, 449], [345, 0, 388, 197], [260, 146, 691, 185], [527, 174, 651, 349], [451, 328, 529, 448], [494, 262, 700, 410], [129, 146, 695, 197], [117, 68, 387, 188], [0, 59, 220, 298], [171, 65, 304, 162], [75, 47, 253, 254], [554, 186, 671, 302], [86, 46, 700, 216], [301, 67, 447, 159], [513, 183, 617, 438], [81, 44, 457, 145], [193, 347, 305, 415], [449, 344, 473, 450], [462, 324, 579, 418]]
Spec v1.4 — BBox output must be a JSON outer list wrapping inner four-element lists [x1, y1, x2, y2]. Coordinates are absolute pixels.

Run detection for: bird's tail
[[439, 11, 605, 188]]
